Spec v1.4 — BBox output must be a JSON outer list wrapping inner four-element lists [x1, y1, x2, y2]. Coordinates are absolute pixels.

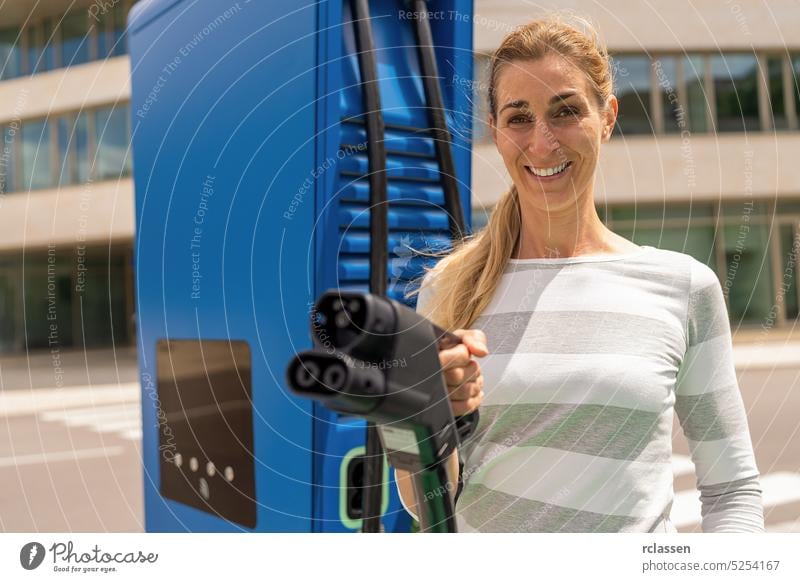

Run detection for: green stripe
[[457, 483, 660, 532], [675, 388, 748, 441], [467, 403, 670, 463]]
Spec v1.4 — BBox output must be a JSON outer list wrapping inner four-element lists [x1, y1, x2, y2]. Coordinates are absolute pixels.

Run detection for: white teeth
[[527, 161, 570, 177]]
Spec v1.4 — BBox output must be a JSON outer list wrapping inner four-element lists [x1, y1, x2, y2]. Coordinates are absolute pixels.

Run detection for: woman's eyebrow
[[498, 91, 580, 115], [548, 91, 579, 105], [498, 100, 529, 115]]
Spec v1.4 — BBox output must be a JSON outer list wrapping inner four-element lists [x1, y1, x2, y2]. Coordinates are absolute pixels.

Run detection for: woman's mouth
[[524, 160, 573, 181]]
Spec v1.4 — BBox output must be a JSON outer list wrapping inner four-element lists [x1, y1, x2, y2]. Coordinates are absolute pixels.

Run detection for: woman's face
[[489, 54, 617, 213]]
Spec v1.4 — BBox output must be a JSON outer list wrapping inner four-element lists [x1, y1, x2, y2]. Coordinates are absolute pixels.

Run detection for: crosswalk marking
[[767, 519, 800, 533], [0, 446, 124, 468], [2, 382, 798, 529], [42, 404, 139, 425], [39, 402, 142, 442], [671, 472, 800, 528], [0, 383, 139, 417]]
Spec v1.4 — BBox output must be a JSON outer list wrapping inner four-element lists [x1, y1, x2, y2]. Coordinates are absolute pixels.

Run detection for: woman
[[396, 16, 764, 533]]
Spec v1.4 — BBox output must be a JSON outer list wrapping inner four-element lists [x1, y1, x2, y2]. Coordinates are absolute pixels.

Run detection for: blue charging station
[[129, 0, 473, 532]]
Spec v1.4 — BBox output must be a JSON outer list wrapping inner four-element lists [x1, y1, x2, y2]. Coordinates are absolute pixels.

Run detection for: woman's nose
[[526, 120, 560, 159]]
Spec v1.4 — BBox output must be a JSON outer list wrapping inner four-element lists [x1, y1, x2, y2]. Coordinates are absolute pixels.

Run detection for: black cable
[[351, 0, 387, 534], [410, 0, 466, 240]]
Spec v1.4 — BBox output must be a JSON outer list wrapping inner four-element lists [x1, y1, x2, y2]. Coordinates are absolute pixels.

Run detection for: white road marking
[[671, 472, 800, 528], [38, 401, 142, 441], [118, 429, 143, 441], [40, 403, 139, 423], [0, 446, 124, 468], [767, 519, 800, 533], [0, 383, 139, 417]]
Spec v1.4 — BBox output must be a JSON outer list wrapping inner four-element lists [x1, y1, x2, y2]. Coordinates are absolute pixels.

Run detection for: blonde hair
[[406, 14, 614, 331]]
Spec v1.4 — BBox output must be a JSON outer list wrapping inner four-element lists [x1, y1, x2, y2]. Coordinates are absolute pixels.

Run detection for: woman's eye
[[508, 116, 532, 125], [556, 107, 579, 118]]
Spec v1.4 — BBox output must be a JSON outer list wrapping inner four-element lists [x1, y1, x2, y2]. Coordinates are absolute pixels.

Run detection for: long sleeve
[[674, 259, 765, 532]]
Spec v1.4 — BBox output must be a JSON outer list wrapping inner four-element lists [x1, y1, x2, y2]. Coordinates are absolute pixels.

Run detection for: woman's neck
[[513, 204, 637, 260]]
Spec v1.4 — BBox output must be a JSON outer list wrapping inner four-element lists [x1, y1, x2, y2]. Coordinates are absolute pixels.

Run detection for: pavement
[[0, 335, 798, 532]]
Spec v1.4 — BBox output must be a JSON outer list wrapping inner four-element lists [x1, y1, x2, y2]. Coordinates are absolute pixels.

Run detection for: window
[[711, 54, 760, 132], [0, 1, 138, 80], [654, 57, 682, 133], [610, 202, 717, 271], [684, 55, 709, 133], [4, 105, 130, 194], [615, 223, 718, 272], [606, 200, 800, 326], [22, 119, 52, 190], [25, 23, 45, 75], [779, 223, 799, 320], [611, 203, 713, 222], [57, 113, 90, 186], [42, 19, 56, 71], [94, 105, 131, 181], [0, 124, 16, 193], [722, 221, 773, 323], [0, 28, 21, 80], [61, 11, 90, 67], [767, 56, 788, 130], [111, 1, 129, 57], [793, 55, 800, 122], [612, 55, 653, 135]]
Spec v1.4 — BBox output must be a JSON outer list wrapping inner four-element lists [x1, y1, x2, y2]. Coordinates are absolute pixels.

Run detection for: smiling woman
[[399, 14, 765, 534]]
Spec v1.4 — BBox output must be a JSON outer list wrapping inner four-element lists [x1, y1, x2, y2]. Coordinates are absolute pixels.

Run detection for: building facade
[[0, 0, 136, 353], [0, 0, 798, 355]]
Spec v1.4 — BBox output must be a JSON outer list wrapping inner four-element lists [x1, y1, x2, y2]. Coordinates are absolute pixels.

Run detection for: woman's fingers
[[443, 359, 480, 386], [451, 328, 488, 357], [451, 390, 484, 416], [438, 343, 472, 371], [437, 328, 489, 416], [447, 375, 484, 401]]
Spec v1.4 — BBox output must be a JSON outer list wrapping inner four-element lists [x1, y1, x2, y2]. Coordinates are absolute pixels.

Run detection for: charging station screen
[[155, 339, 256, 528]]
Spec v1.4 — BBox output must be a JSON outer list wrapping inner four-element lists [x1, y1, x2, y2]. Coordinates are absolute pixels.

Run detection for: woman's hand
[[438, 329, 489, 416]]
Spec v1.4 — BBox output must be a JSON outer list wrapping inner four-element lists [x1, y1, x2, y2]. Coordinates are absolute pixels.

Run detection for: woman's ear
[[489, 113, 497, 146], [601, 95, 618, 142]]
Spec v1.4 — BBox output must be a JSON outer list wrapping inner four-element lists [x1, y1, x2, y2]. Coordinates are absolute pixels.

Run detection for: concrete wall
[[0, 56, 130, 124], [0, 179, 134, 252], [472, 134, 800, 207], [474, 0, 800, 53]]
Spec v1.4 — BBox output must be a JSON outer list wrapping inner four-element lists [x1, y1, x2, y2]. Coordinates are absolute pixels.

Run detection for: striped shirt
[[408, 244, 764, 533]]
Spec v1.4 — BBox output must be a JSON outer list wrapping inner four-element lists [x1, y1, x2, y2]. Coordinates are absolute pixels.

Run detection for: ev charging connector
[[286, 290, 464, 532]]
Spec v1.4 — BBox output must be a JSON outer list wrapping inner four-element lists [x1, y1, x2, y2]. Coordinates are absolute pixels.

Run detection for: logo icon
[[20, 542, 46, 570]]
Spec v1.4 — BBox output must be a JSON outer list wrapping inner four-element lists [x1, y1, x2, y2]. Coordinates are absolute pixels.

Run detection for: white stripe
[[485, 268, 682, 325], [470, 445, 674, 518], [687, 435, 760, 486], [0, 383, 140, 417], [0, 446, 124, 468], [676, 336, 738, 396], [671, 472, 800, 528], [481, 353, 672, 413]]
